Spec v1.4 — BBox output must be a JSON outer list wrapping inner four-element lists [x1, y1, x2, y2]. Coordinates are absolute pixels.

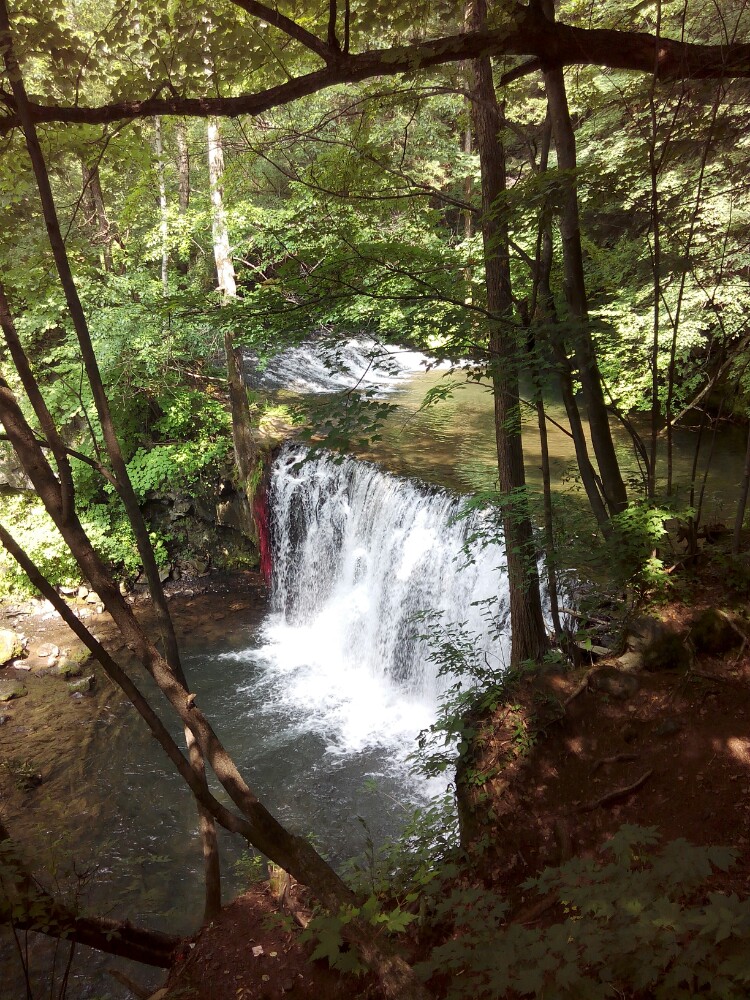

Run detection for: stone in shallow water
[[0, 628, 23, 666], [67, 675, 95, 695], [0, 679, 27, 701]]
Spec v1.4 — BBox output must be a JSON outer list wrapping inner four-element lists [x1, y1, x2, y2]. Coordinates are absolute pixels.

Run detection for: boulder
[[0, 628, 23, 666], [589, 666, 640, 700], [54, 647, 92, 678], [690, 608, 741, 656], [641, 631, 691, 672], [625, 615, 671, 653]]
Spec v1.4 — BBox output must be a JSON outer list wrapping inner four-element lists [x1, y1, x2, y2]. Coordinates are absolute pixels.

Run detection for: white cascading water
[[244, 335, 441, 395], [252, 444, 511, 763]]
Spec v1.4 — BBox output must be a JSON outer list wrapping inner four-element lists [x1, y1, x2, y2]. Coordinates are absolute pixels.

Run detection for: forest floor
[[1, 566, 749, 999]]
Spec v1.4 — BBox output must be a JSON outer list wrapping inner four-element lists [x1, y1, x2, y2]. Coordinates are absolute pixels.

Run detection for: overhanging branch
[[0, 10, 748, 133]]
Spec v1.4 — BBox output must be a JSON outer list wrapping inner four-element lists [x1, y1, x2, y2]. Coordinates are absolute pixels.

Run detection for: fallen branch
[[0, 818, 182, 968], [559, 607, 612, 628], [691, 669, 730, 683], [732, 638, 748, 669], [579, 769, 654, 812]]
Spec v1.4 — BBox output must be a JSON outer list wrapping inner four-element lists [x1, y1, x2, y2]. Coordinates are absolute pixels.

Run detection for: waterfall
[[244, 336, 440, 394], [254, 444, 511, 755]]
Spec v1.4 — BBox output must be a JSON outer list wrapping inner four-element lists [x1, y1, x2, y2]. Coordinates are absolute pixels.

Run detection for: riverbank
[[168, 569, 750, 1000], [3, 565, 750, 999]]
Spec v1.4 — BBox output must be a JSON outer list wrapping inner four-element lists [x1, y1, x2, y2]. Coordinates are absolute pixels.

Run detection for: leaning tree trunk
[[468, 0, 547, 665], [0, 7, 224, 923], [1, 27, 432, 989], [0, 301, 431, 1000]]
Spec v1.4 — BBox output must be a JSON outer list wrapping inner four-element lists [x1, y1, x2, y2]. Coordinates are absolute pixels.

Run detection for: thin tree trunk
[[81, 162, 114, 272], [176, 120, 190, 213], [207, 118, 257, 486], [534, 387, 561, 637], [540, 3, 628, 516], [533, 117, 612, 535], [154, 116, 169, 295], [176, 119, 191, 275], [732, 421, 750, 555], [468, 0, 547, 665], [0, 6, 222, 924], [664, 82, 725, 495], [647, 97, 662, 500]]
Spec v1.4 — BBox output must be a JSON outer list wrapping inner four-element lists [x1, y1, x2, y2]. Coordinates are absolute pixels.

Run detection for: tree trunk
[[154, 116, 169, 295], [540, 5, 628, 516], [532, 116, 612, 535], [176, 119, 191, 275], [207, 118, 257, 486], [176, 120, 190, 213], [468, 0, 547, 666], [81, 162, 114, 272], [0, 8, 222, 924]]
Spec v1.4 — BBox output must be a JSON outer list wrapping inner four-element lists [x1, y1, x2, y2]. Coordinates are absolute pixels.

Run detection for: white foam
[[226, 446, 510, 771], [245, 336, 446, 395]]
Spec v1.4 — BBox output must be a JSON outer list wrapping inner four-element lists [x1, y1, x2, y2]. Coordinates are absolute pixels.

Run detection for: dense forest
[[1, 1, 750, 998]]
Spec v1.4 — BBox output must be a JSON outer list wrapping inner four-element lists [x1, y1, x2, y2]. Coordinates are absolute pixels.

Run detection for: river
[[3, 336, 745, 997]]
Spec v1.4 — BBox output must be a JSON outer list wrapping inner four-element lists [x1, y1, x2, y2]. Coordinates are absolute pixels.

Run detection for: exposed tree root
[[579, 769, 654, 812]]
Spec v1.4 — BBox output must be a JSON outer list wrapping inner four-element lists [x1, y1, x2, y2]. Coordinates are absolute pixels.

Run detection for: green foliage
[[0, 495, 81, 596], [343, 794, 460, 900], [293, 390, 397, 460], [415, 826, 748, 999], [232, 848, 267, 886], [610, 503, 673, 596]]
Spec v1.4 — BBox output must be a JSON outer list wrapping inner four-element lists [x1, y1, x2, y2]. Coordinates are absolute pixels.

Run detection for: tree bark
[[468, 0, 547, 666], [542, 65, 628, 516], [207, 118, 258, 486], [539, 3, 628, 516], [81, 162, 115, 272], [154, 116, 169, 295]]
